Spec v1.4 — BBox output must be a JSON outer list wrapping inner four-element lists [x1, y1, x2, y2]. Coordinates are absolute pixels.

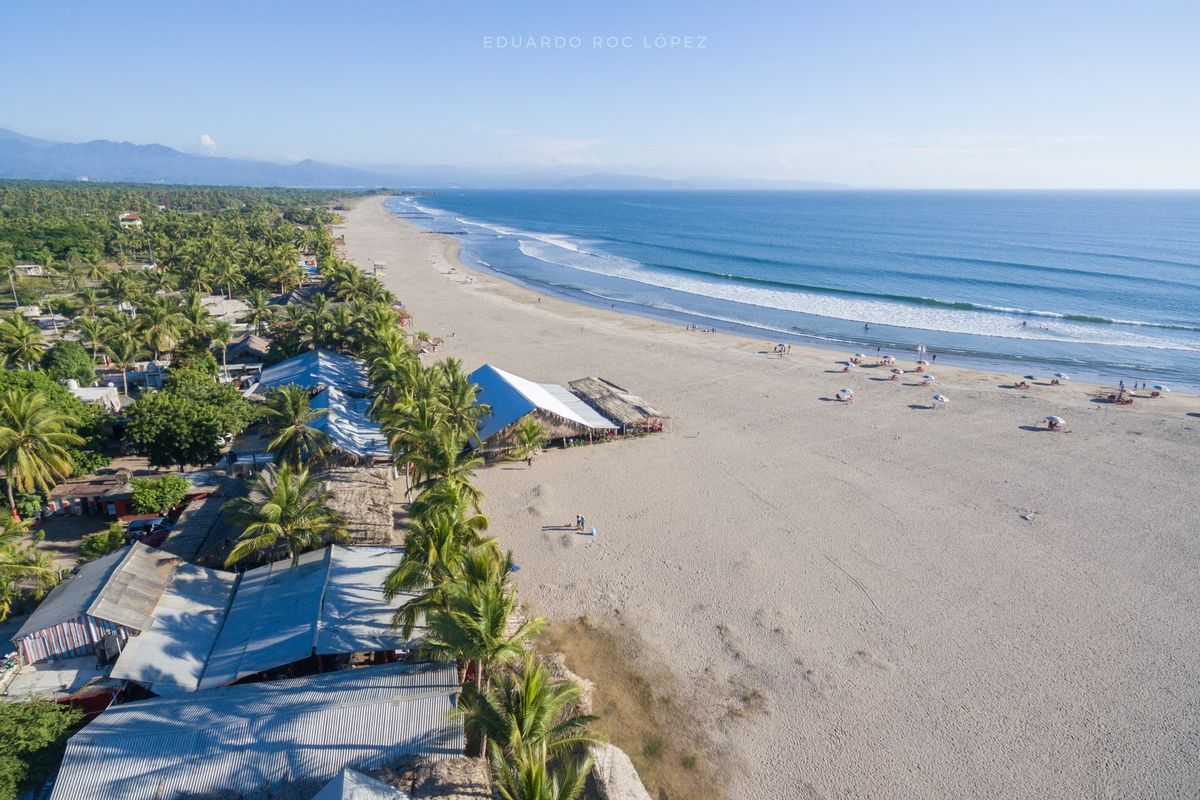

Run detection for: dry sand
[[338, 196, 1200, 799]]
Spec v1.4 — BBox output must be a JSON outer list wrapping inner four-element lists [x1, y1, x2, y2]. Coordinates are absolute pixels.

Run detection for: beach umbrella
[[842, 361, 855, 368], [891, 368, 905, 374], [839, 387, 854, 396], [883, 354, 894, 360], [916, 359, 929, 366], [1024, 375, 1038, 381], [1054, 372, 1070, 380], [922, 374, 935, 382], [853, 353, 865, 359], [1045, 415, 1065, 425], [932, 394, 949, 404], [1153, 384, 1170, 392]]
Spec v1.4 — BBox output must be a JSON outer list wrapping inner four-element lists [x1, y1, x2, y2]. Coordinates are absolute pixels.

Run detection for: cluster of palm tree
[[0, 516, 56, 621], [356, 327, 598, 797]]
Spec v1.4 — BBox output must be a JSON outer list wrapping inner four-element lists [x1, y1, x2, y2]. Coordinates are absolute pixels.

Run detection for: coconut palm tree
[[407, 480, 490, 533], [509, 419, 547, 467], [76, 287, 102, 318], [72, 316, 107, 364], [137, 296, 182, 362], [245, 289, 274, 334], [141, 267, 177, 295], [0, 517, 56, 621], [57, 257, 88, 292], [0, 313, 46, 369], [103, 338, 143, 394], [490, 743, 592, 800], [214, 257, 243, 300], [436, 358, 488, 442], [410, 430, 484, 508], [102, 271, 139, 306], [0, 390, 84, 513], [209, 320, 234, 377], [261, 385, 331, 468], [424, 562, 545, 695], [462, 653, 600, 764], [223, 463, 346, 567], [178, 290, 213, 340]]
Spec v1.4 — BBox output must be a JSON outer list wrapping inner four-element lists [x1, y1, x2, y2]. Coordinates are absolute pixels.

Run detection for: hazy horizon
[[3, 1, 1198, 189]]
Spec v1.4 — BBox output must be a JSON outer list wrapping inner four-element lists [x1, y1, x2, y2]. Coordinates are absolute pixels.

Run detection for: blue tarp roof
[[255, 349, 370, 397], [311, 387, 391, 460], [468, 364, 617, 443]]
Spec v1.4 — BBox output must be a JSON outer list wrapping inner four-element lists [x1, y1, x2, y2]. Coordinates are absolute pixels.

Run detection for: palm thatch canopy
[[315, 467, 398, 546], [568, 377, 665, 431]]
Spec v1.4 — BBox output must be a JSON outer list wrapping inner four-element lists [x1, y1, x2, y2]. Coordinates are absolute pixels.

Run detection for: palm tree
[[179, 291, 213, 340], [410, 430, 484, 508], [209, 320, 234, 377], [76, 287, 102, 318], [72, 316, 107, 364], [0, 390, 84, 513], [137, 296, 182, 362], [223, 463, 346, 567], [214, 257, 243, 300], [424, 563, 545, 695], [490, 743, 592, 800], [103, 338, 143, 394], [261, 385, 331, 467], [508, 419, 547, 467], [463, 653, 600, 764], [0, 313, 46, 369], [407, 480, 490, 533], [0, 517, 56, 621], [57, 257, 87, 292], [436, 358, 488, 442], [245, 289, 274, 334], [141, 267, 177, 295]]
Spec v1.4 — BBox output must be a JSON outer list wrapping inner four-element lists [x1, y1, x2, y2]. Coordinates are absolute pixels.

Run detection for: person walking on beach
[[932, 354, 937, 362]]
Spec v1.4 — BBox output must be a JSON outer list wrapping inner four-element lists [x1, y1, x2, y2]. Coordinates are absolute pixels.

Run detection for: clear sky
[[2, 0, 1197, 188]]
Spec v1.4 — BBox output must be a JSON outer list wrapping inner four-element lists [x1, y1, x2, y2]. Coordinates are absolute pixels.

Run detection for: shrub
[[41, 340, 97, 385], [79, 523, 127, 561]]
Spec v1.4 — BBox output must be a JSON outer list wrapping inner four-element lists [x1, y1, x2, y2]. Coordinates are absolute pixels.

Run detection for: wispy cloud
[[199, 133, 217, 155]]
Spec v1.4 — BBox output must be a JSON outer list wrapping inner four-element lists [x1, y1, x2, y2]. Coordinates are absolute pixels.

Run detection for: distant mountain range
[[0, 127, 847, 190]]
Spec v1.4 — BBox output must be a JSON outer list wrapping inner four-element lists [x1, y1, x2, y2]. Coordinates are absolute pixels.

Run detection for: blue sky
[[2, 0, 1197, 187]]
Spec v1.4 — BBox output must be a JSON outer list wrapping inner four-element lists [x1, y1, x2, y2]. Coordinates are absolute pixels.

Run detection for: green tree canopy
[[130, 474, 190, 514], [40, 340, 97, 385], [0, 700, 83, 799]]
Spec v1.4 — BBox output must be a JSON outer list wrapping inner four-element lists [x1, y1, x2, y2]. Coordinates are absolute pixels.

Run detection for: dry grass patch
[[540, 616, 728, 800]]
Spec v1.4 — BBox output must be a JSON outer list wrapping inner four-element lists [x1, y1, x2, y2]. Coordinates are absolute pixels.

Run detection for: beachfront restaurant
[[468, 363, 617, 454]]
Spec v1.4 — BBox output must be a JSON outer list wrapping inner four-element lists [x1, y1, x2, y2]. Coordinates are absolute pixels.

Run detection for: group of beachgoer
[[687, 324, 716, 333], [774, 343, 792, 357]]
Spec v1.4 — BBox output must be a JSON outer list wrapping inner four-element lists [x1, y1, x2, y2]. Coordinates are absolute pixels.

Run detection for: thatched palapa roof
[[316, 467, 398, 546], [568, 377, 665, 429]]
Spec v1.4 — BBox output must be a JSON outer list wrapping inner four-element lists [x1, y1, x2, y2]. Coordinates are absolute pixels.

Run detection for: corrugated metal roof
[[197, 546, 413, 691], [469, 364, 615, 443], [317, 547, 419, 656], [256, 349, 370, 397], [314, 768, 410, 800], [88, 544, 181, 631], [11, 543, 180, 643], [11, 547, 128, 642], [196, 548, 330, 691], [49, 661, 463, 800], [108, 564, 238, 696], [312, 387, 392, 460], [540, 383, 618, 431]]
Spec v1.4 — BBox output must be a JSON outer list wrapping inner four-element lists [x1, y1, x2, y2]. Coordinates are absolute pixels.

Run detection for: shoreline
[[337, 195, 1200, 799], [390, 194, 1200, 394]]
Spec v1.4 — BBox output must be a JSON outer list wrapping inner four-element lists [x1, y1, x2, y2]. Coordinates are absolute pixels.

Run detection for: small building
[[118, 213, 143, 228], [65, 380, 122, 413], [468, 364, 616, 453], [11, 544, 182, 663], [224, 331, 271, 364], [12, 263, 46, 277], [315, 769, 409, 800], [49, 661, 464, 800], [251, 348, 371, 397]]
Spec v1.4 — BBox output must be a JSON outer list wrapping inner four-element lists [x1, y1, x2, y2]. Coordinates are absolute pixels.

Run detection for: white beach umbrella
[[853, 352, 866, 359], [891, 368, 905, 375], [932, 394, 949, 404], [839, 387, 854, 396], [1054, 372, 1070, 380], [1045, 415, 1065, 425], [883, 354, 895, 360], [916, 359, 929, 366], [843, 361, 855, 368], [1153, 384, 1170, 392], [922, 374, 935, 382], [1024, 375, 1038, 381]]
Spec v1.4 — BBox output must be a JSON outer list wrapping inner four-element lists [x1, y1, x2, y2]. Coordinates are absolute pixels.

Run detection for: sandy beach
[[339, 196, 1200, 799]]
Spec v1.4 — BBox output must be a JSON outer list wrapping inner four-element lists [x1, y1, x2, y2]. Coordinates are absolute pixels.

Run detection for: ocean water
[[387, 191, 1200, 389]]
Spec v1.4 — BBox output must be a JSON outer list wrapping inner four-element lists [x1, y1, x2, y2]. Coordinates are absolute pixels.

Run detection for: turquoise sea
[[388, 191, 1200, 389]]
